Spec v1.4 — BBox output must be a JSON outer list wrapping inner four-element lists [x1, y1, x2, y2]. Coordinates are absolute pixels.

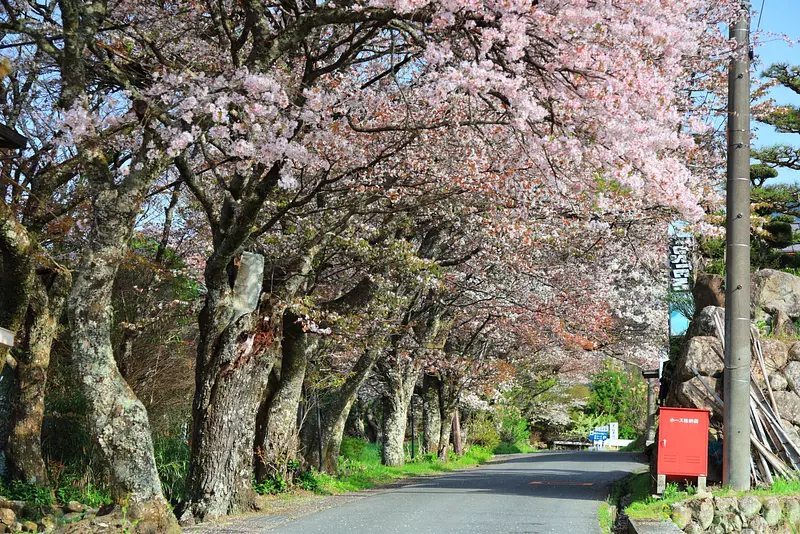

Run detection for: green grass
[[598, 501, 613, 534], [313, 439, 493, 494], [493, 441, 537, 454], [624, 474, 800, 522]]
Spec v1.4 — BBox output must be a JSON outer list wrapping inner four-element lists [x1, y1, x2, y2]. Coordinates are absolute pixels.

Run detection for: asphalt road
[[268, 451, 646, 534]]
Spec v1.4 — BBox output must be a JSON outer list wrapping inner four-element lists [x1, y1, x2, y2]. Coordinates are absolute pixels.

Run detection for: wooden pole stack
[[689, 308, 800, 485]]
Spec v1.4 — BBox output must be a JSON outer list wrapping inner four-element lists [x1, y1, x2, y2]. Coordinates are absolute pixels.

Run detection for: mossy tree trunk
[[6, 270, 70, 485]]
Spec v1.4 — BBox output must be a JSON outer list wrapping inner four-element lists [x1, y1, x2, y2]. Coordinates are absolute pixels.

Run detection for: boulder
[[774, 309, 797, 337], [694, 274, 726, 314], [762, 497, 782, 526], [675, 376, 719, 411], [0, 508, 14, 527], [21, 521, 37, 532], [785, 361, 800, 392], [747, 514, 770, 534], [773, 391, 800, 425], [717, 512, 743, 532], [714, 496, 739, 514], [64, 502, 84, 514], [738, 495, 762, 519], [687, 306, 725, 338], [676, 336, 724, 382], [683, 522, 703, 534], [62, 513, 83, 524], [790, 342, 800, 362], [690, 497, 715, 530], [759, 339, 789, 373], [670, 503, 692, 530], [752, 269, 800, 320], [769, 372, 789, 391], [39, 516, 57, 534], [785, 498, 800, 527], [780, 419, 800, 445]]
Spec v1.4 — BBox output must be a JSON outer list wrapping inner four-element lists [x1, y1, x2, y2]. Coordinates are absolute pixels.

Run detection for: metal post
[[410, 395, 416, 460], [646, 378, 657, 444], [723, 1, 751, 491]]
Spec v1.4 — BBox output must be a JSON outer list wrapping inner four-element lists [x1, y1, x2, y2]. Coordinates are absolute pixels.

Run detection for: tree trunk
[[68, 181, 179, 533], [379, 357, 420, 467], [438, 407, 455, 461], [6, 271, 70, 485], [422, 374, 441, 455], [254, 314, 314, 482], [0, 201, 35, 375], [180, 256, 275, 522], [452, 409, 464, 457], [302, 348, 380, 473]]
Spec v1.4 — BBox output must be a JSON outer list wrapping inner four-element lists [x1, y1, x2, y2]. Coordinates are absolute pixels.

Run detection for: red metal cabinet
[[657, 407, 709, 477]]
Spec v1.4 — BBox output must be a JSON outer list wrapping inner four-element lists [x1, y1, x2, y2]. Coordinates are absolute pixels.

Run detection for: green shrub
[[297, 470, 320, 492], [253, 475, 289, 495], [53, 469, 111, 508], [339, 437, 370, 462], [1, 480, 54, 505], [585, 361, 647, 439], [468, 412, 501, 451], [497, 405, 530, 445], [493, 442, 522, 454]]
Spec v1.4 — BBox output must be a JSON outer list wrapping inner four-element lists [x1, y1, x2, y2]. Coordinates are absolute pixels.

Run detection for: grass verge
[[624, 475, 800, 522], [313, 439, 494, 494], [598, 469, 647, 533]]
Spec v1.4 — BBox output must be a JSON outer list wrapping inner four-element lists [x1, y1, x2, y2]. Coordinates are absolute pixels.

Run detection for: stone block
[[762, 497, 782, 526], [739, 496, 762, 519], [671, 503, 692, 530]]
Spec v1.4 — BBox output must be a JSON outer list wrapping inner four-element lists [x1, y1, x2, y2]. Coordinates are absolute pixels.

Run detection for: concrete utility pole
[[723, 1, 751, 491]]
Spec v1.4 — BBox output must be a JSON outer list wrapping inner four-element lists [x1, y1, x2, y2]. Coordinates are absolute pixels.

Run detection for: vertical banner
[[669, 235, 694, 292], [668, 224, 695, 336]]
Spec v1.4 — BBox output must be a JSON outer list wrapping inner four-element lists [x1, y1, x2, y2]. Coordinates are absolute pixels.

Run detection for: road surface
[[266, 451, 646, 534]]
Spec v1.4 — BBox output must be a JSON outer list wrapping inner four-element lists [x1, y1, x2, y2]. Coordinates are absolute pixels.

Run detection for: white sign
[[669, 235, 694, 292], [0, 327, 13, 349], [609, 422, 619, 440]]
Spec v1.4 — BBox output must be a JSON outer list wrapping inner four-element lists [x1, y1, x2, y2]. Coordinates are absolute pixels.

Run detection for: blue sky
[[752, 0, 800, 184]]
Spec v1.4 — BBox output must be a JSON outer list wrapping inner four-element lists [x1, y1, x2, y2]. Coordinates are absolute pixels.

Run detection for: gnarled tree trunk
[[68, 173, 179, 533], [378, 354, 421, 467], [0, 201, 35, 375], [302, 348, 380, 473], [422, 373, 441, 455], [254, 313, 315, 482], [6, 270, 70, 485], [436, 374, 460, 461], [180, 253, 275, 522]]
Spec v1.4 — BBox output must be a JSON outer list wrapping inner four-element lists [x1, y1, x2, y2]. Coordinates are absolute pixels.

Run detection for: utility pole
[[723, 1, 751, 491]]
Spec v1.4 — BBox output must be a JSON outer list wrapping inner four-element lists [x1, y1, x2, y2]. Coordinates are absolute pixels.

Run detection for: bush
[[1, 480, 54, 505], [493, 442, 522, 454], [585, 361, 647, 439], [253, 475, 288, 495], [52, 467, 111, 508], [497, 405, 529, 445], [296, 470, 320, 492], [339, 437, 366, 461], [467, 412, 501, 451]]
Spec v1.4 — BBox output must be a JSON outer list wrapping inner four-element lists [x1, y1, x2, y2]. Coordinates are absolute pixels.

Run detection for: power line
[[756, 0, 766, 31]]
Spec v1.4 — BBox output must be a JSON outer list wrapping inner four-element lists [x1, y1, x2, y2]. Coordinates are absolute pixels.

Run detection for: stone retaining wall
[[670, 495, 800, 533]]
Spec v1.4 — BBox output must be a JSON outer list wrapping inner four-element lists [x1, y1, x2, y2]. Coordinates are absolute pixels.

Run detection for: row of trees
[[0, 0, 738, 531]]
